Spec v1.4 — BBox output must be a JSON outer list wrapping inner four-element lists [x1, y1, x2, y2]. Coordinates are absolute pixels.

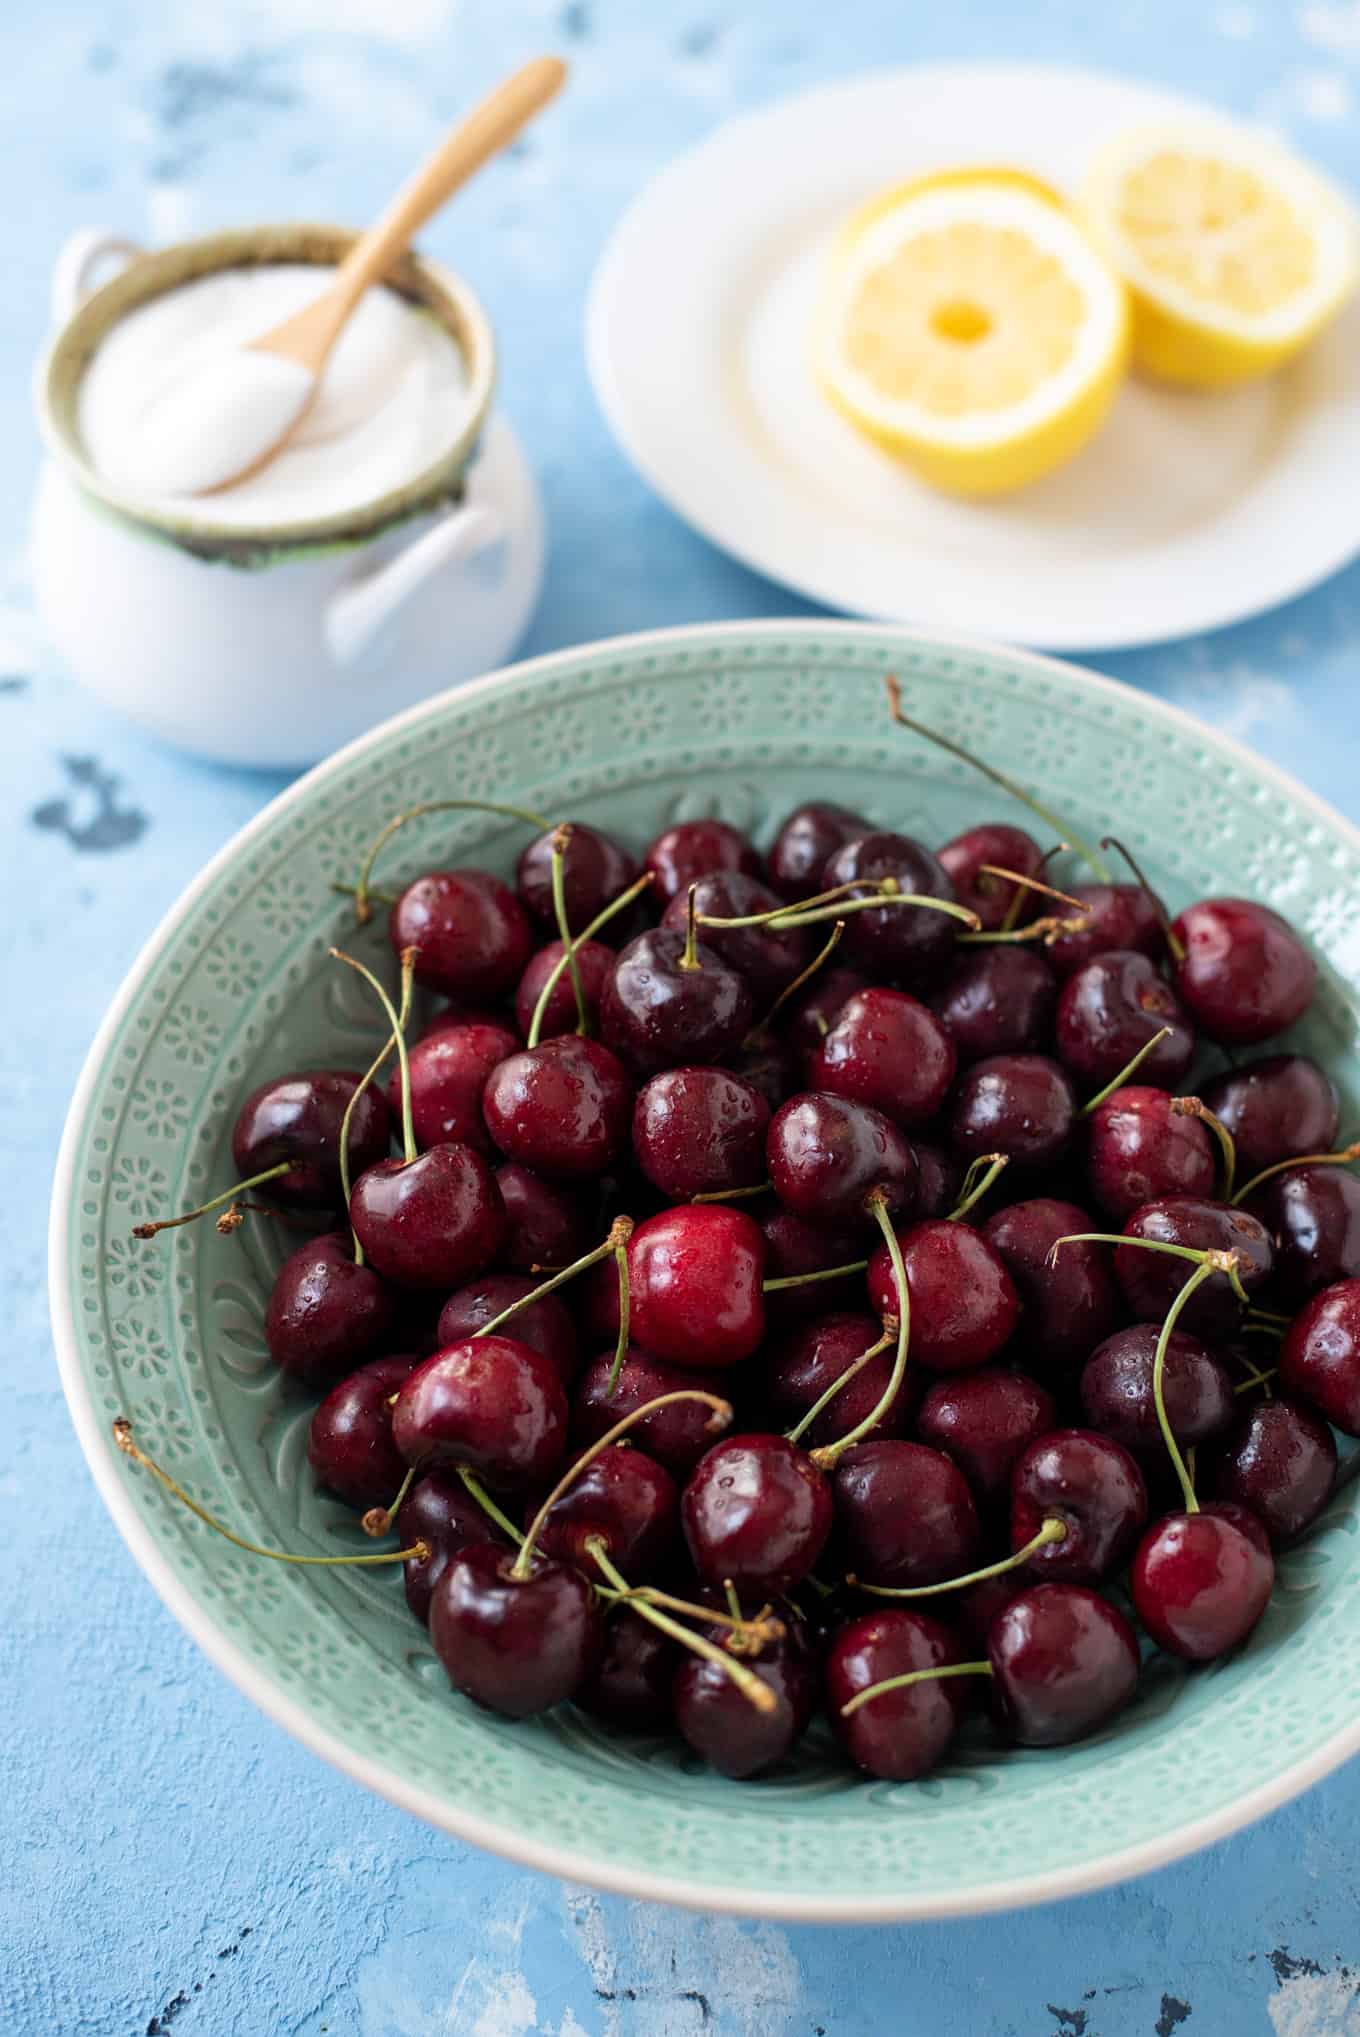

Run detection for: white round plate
[[587, 64, 1360, 649]]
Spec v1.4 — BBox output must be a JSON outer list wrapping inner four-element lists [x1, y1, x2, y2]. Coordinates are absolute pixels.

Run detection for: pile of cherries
[[117, 699, 1360, 1785]]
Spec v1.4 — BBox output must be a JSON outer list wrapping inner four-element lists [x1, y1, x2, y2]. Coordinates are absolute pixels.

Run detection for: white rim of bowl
[[49, 616, 1360, 1921]]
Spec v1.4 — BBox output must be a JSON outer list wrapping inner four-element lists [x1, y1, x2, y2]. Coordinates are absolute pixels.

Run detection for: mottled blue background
[[6, 2, 1360, 2032]]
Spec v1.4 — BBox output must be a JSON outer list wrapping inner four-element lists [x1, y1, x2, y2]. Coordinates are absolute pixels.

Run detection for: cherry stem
[[840, 1658, 993, 1720], [1100, 837, 1185, 963], [763, 1259, 869, 1292], [698, 885, 980, 935], [679, 883, 703, 972], [1171, 1096, 1237, 1200], [1246, 1306, 1292, 1327], [1235, 1363, 1279, 1396], [330, 946, 417, 1164], [332, 881, 398, 909], [947, 1153, 1009, 1224], [784, 1324, 895, 1446], [338, 947, 416, 1265], [976, 864, 1085, 913], [847, 1517, 1068, 1599], [811, 1196, 909, 1470], [958, 912, 1088, 948], [457, 1467, 526, 1546], [746, 920, 845, 1043], [999, 843, 1069, 934], [1079, 1026, 1173, 1117], [884, 672, 1112, 882], [548, 823, 590, 1035], [526, 870, 656, 1050], [1152, 1258, 1229, 1513], [585, 1537, 776, 1715], [691, 1181, 771, 1204], [605, 1236, 632, 1395], [113, 1419, 429, 1567], [623, 1582, 784, 1644], [362, 1461, 417, 1539], [350, 797, 551, 926], [130, 1160, 291, 1241], [1049, 1232, 1253, 1308], [513, 1390, 732, 1581], [474, 1217, 635, 1339], [1232, 1141, 1360, 1208]]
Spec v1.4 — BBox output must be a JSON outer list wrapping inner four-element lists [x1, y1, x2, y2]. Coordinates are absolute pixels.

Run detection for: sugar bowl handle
[[51, 227, 144, 327]]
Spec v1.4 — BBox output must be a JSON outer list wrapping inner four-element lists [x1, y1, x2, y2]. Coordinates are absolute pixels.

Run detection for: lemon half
[[1081, 117, 1359, 387], [814, 171, 1129, 497]]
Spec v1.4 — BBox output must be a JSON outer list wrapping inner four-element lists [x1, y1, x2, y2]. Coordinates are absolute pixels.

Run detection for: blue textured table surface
[[6, 2, 1360, 2032]]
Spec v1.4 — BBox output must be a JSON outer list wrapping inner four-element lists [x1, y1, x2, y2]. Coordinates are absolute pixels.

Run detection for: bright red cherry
[[834, 1440, 981, 1587], [232, 1069, 390, 1209], [989, 1585, 1140, 1744], [627, 1204, 766, 1368], [389, 1021, 518, 1155], [1280, 1278, 1360, 1434], [643, 818, 762, 901], [1009, 1429, 1148, 1582], [682, 1433, 832, 1594], [1170, 898, 1317, 1045], [631, 1066, 770, 1199], [392, 1336, 567, 1487], [810, 988, 957, 1129], [390, 869, 533, 997], [430, 1544, 602, 1717], [868, 1219, 1020, 1372], [1085, 1086, 1216, 1222], [482, 1035, 632, 1179], [350, 1142, 505, 1290], [1131, 1510, 1274, 1661], [827, 1609, 971, 1779]]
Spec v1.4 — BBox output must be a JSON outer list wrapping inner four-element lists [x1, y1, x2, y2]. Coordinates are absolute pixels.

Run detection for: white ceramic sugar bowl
[[32, 224, 544, 768]]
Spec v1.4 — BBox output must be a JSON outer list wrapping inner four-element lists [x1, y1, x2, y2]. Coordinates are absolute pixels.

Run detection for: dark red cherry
[[416, 997, 505, 1041], [982, 1199, 1120, 1373], [821, 831, 960, 982], [1131, 1510, 1274, 1660], [264, 1233, 399, 1383], [834, 1440, 981, 1587], [483, 1035, 632, 1179], [1080, 1324, 1233, 1457], [390, 869, 534, 997], [929, 947, 1057, 1064], [950, 1053, 1076, 1171], [599, 928, 753, 1077], [758, 1204, 866, 1326], [494, 1161, 588, 1273], [683, 1434, 832, 1594], [660, 871, 810, 1000], [672, 1610, 816, 1777], [1009, 1429, 1148, 1582], [1201, 1055, 1340, 1179], [1116, 1198, 1273, 1335], [989, 1584, 1140, 1744], [577, 1611, 677, 1731], [1170, 898, 1316, 1045], [868, 1219, 1020, 1372], [572, 1346, 731, 1472], [1207, 1397, 1337, 1544], [810, 988, 956, 1128], [766, 801, 869, 903], [1250, 1164, 1360, 1303], [728, 1035, 799, 1113], [632, 1066, 770, 1199], [392, 1335, 567, 1486], [1280, 1278, 1360, 1434], [516, 823, 638, 937], [389, 1021, 518, 1156], [937, 822, 1045, 933], [307, 1355, 416, 1509], [827, 1609, 970, 1780], [916, 1369, 1057, 1506], [643, 818, 762, 901], [628, 1204, 766, 1368], [398, 1469, 507, 1624], [513, 939, 615, 1041], [1046, 883, 1167, 976], [946, 1572, 1028, 1649], [532, 1444, 678, 1581], [1085, 1085, 1216, 1222], [784, 965, 872, 1066], [430, 1544, 602, 1717], [232, 1070, 391, 1209], [1055, 951, 1195, 1091], [436, 1273, 578, 1382], [914, 1141, 964, 1219], [764, 1312, 917, 1448], [350, 1143, 505, 1290], [767, 1091, 916, 1228]]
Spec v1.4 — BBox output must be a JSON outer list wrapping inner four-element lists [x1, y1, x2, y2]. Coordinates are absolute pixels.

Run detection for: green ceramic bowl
[[50, 620, 1360, 1921]]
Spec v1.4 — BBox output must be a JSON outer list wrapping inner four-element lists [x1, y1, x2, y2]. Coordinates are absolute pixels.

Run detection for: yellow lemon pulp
[[1081, 120, 1359, 387], [815, 172, 1129, 496]]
